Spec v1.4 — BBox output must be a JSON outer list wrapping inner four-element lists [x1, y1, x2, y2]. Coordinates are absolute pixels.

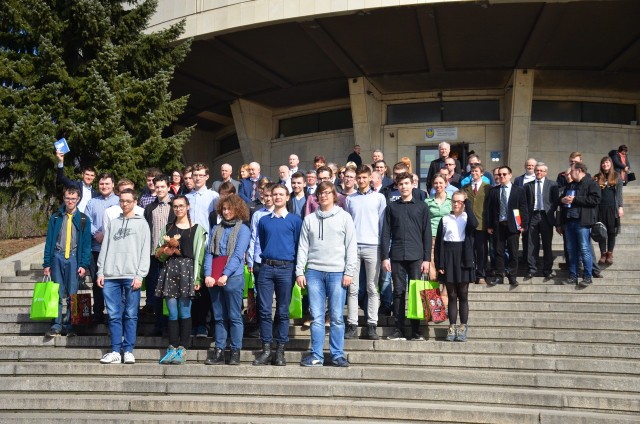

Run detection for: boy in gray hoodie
[[96, 189, 150, 364]]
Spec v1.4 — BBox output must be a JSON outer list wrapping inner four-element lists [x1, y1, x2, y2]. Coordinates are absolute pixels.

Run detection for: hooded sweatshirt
[[97, 214, 151, 281], [296, 205, 357, 277]]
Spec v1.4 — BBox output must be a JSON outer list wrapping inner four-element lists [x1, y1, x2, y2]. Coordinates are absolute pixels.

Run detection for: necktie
[[251, 180, 257, 201], [473, 183, 478, 195], [536, 180, 543, 211], [500, 186, 508, 221], [64, 214, 72, 259]]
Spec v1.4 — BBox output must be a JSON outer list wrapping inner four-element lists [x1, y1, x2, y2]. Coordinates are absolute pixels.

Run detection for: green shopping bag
[[162, 298, 169, 317], [30, 277, 60, 320], [243, 265, 254, 299], [289, 284, 302, 319], [407, 279, 428, 320]]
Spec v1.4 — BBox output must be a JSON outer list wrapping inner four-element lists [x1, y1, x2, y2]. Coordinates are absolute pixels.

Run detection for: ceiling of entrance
[[170, 0, 640, 132]]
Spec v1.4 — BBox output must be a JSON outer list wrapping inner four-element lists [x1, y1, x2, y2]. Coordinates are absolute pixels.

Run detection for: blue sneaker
[[300, 355, 323, 367], [333, 357, 350, 367], [171, 347, 186, 365], [159, 346, 177, 364]]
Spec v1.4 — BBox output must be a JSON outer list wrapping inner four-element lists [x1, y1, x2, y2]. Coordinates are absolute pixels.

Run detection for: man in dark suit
[[426, 142, 461, 192], [211, 163, 241, 193], [239, 162, 268, 203], [514, 158, 537, 187], [524, 163, 559, 278], [374, 160, 394, 188], [55, 151, 98, 213], [486, 166, 529, 286]]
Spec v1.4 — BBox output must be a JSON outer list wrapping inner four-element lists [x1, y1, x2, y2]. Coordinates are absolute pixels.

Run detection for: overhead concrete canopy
[[160, 0, 640, 132]]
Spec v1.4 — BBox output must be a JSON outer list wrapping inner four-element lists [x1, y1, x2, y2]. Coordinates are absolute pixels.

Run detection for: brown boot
[[606, 251, 613, 265], [598, 252, 607, 265]]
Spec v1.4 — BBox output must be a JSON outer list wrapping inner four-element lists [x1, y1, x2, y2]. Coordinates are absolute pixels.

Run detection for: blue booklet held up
[[54, 138, 70, 154]]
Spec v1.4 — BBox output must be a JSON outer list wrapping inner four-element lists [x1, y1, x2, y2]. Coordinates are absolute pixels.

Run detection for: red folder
[[211, 256, 229, 280]]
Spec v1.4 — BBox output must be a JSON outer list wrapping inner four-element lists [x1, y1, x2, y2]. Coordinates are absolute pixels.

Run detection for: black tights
[[598, 232, 617, 253], [445, 282, 469, 325]]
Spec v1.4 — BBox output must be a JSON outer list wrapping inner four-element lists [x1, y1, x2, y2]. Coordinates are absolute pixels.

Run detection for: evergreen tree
[[0, 0, 192, 207]]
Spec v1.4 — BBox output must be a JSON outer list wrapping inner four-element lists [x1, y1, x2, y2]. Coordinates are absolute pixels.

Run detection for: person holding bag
[[42, 186, 92, 337], [594, 157, 624, 265], [435, 191, 478, 342], [203, 194, 251, 365], [155, 195, 206, 365], [297, 181, 357, 367]]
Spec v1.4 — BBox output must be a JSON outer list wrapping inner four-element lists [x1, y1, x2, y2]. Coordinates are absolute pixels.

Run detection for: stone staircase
[[0, 187, 639, 423]]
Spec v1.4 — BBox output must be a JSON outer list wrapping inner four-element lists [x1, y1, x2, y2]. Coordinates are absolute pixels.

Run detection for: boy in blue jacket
[[42, 186, 92, 337]]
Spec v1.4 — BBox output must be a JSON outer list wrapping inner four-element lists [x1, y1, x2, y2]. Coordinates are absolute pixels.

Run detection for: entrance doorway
[[416, 143, 469, 191]]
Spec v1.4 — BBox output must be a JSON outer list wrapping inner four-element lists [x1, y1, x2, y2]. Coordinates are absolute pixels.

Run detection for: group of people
[[41, 142, 630, 366]]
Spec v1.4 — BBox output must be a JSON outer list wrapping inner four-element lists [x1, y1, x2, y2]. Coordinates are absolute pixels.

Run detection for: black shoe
[[525, 272, 534, 279], [244, 326, 260, 339], [562, 277, 578, 286], [592, 271, 603, 279], [45, 329, 60, 338], [272, 344, 286, 366], [578, 277, 593, 287], [543, 271, 553, 279], [344, 324, 358, 339], [509, 278, 519, 287], [409, 332, 425, 341], [387, 328, 406, 341], [252, 343, 272, 366], [204, 348, 225, 365], [365, 324, 379, 340], [228, 349, 241, 365], [487, 276, 504, 286]]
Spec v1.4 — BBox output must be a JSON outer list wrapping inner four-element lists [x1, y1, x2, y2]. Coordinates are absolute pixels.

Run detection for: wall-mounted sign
[[425, 127, 458, 141]]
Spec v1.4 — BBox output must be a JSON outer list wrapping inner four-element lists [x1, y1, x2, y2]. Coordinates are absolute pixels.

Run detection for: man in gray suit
[[524, 162, 559, 278], [211, 163, 240, 193]]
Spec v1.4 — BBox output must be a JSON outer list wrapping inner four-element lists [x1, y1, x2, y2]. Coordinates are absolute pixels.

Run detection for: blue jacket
[[43, 206, 92, 269], [238, 176, 269, 203]]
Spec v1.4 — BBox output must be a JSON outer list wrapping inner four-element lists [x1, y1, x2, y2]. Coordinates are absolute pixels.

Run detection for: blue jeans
[[209, 274, 244, 350], [165, 298, 192, 320], [50, 251, 79, 332], [378, 270, 392, 309], [565, 219, 593, 278], [306, 269, 346, 361], [103, 278, 141, 353], [256, 262, 294, 344]]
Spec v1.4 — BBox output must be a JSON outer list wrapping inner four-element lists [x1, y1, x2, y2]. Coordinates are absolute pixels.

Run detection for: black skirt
[[155, 256, 196, 299], [440, 241, 475, 284], [597, 205, 619, 235]]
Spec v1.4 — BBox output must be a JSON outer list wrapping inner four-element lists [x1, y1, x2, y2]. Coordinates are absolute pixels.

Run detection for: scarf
[[210, 218, 242, 256]]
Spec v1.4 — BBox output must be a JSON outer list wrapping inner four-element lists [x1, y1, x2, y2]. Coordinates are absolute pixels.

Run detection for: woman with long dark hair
[[594, 157, 624, 265], [155, 195, 207, 364]]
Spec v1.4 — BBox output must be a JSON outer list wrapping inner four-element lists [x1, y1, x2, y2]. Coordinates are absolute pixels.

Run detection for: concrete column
[[504, 69, 534, 168], [230, 99, 273, 167], [349, 77, 383, 163]]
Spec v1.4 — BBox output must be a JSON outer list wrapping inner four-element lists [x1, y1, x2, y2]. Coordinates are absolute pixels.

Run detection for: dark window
[[278, 109, 352, 137], [532, 101, 636, 125], [387, 100, 500, 125], [219, 133, 239, 155]]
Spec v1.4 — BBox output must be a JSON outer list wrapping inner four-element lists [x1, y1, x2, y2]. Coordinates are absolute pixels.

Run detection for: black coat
[[486, 184, 529, 234], [434, 199, 478, 271], [557, 177, 601, 227]]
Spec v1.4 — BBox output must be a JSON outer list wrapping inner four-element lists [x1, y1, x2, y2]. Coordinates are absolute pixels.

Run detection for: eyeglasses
[[498, 173, 509, 176], [119, 200, 134, 204], [318, 190, 333, 197], [343, 175, 355, 179], [63, 197, 79, 202], [452, 200, 464, 204], [172, 205, 186, 210]]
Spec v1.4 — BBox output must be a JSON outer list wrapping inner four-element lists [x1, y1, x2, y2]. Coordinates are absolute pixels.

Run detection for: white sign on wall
[[425, 127, 458, 141]]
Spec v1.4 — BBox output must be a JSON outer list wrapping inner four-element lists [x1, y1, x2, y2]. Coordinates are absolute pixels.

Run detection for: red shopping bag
[[420, 281, 447, 323], [71, 293, 92, 325]]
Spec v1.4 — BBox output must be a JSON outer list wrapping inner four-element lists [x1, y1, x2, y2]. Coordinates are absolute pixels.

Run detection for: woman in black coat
[[435, 191, 478, 342]]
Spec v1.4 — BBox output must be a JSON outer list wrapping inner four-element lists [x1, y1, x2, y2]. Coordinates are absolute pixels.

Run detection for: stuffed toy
[[155, 234, 181, 259]]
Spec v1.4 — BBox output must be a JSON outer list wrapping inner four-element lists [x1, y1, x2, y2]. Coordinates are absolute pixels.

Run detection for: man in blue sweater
[[253, 184, 303, 366], [42, 186, 92, 337]]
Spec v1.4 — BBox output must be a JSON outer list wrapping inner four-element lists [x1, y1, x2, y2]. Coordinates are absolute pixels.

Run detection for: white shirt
[[102, 204, 145, 231], [534, 177, 546, 210], [442, 213, 468, 242], [523, 173, 536, 185]]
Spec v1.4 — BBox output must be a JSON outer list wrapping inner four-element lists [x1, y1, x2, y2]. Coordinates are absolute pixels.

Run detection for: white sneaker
[[123, 351, 135, 364], [100, 351, 121, 364]]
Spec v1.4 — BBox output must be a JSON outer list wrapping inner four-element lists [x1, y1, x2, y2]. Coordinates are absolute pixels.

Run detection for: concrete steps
[[0, 185, 637, 423]]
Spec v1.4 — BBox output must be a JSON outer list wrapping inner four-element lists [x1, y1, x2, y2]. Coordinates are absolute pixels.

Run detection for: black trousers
[[494, 223, 520, 278], [391, 259, 422, 334], [473, 230, 488, 279], [528, 212, 554, 274]]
